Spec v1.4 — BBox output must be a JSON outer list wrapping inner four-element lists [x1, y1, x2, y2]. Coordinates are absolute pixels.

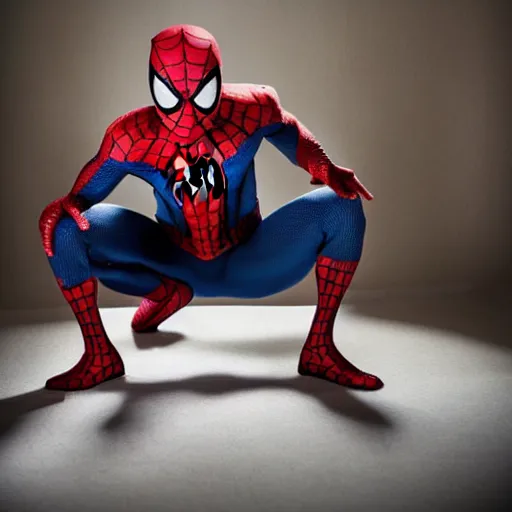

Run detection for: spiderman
[[39, 25, 383, 392]]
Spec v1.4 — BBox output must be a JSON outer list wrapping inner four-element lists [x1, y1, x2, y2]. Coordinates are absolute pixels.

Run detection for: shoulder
[[210, 84, 283, 158], [100, 106, 165, 162], [217, 84, 283, 131]]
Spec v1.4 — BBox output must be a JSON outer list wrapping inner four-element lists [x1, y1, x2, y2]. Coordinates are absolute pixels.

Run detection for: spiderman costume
[[39, 25, 383, 392]]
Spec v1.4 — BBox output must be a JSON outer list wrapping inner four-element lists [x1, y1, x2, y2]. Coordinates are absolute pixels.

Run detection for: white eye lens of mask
[[193, 75, 218, 110], [152, 74, 179, 110]]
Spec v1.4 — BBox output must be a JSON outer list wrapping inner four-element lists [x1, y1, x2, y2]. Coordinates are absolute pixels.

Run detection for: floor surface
[[0, 292, 511, 511]]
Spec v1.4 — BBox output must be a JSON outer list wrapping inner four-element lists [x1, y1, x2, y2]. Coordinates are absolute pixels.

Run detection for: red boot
[[131, 277, 193, 333], [46, 278, 125, 391], [298, 255, 383, 391]]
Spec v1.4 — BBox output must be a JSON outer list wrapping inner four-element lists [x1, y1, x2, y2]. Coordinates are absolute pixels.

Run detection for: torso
[[104, 84, 282, 260]]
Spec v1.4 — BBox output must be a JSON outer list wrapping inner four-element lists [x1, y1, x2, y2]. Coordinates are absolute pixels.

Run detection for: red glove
[[39, 195, 90, 257], [310, 164, 373, 201]]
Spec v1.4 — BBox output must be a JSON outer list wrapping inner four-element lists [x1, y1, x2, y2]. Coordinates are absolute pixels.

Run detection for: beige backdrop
[[0, 0, 510, 310]]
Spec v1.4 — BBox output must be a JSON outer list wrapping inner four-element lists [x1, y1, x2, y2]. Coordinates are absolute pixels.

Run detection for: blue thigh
[[49, 189, 365, 299], [222, 187, 366, 298], [49, 204, 225, 296]]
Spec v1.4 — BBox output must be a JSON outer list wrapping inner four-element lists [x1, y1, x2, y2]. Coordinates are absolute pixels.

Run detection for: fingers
[[331, 166, 374, 201], [347, 174, 373, 200], [40, 196, 90, 258], [354, 180, 374, 201], [330, 180, 355, 200], [39, 212, 59, 258], [332, 181, 369, 201], [361, 189, 374, 201], [63, 200, 90, 231], [43, 224, 55, 257], [40, 207, 60, 257], [71, 209, 90, 231]]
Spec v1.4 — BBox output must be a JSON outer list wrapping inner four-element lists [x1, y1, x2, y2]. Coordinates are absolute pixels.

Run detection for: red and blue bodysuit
[[39, 25, 383, 392]]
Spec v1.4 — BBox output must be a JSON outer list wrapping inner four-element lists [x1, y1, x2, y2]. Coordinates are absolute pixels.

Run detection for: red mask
[[149, 25, 222, 144]]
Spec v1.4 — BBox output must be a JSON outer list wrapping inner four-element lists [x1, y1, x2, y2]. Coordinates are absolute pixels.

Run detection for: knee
[[38, 199, 88, 249], [38, 199, 74, 243], [319, 190, 367, 262], [313, 187, 366, 234], [52, 217, 82, 251], [52, 204, 118, 254], [82, 203, 116, 225], [45, 215, 91, 285], [334, 196, 366, 235]]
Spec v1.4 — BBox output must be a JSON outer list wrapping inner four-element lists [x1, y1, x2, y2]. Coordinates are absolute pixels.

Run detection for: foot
[[298, 341, 383, 391], [45, 345, 125, 391], [131, 279, 193, 333]]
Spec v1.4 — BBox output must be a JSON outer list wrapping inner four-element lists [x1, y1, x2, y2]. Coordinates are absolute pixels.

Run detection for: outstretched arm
[[263, 88, 373, 200], [39, 118, 129, 256]]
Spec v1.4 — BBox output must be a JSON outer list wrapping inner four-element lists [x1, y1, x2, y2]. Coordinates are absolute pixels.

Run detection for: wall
[[0, 0, 510, 309]]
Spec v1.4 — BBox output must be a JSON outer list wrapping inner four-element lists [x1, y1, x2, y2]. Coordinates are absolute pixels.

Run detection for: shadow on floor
[[0, 388, 66, 438], [132, 330, 186, 350], [0, 372, 397, 444], [350, 289, 512, 350], [134, 329, 306, 355]]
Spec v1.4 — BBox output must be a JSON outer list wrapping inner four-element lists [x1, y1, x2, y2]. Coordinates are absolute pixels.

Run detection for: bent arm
[[263, 88, 373, 200], [69, 122, 128, 207], [39, 115, 139, 257]]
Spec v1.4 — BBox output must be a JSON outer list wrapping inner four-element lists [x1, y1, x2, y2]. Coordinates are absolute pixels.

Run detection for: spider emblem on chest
[[170, 153, 227, 208]]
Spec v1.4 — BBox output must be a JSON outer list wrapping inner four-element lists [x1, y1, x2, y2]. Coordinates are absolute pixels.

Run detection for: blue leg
[[49, 203, 225, 297], [49, 205, 167, 296], [43, 204, 203, 390], [49, 192, 365, 299], [222, 187, 366, 298], [223, 186, 381, 391]]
